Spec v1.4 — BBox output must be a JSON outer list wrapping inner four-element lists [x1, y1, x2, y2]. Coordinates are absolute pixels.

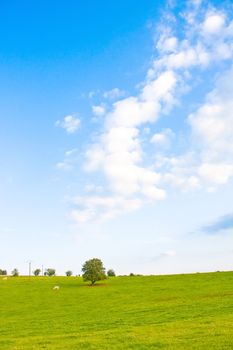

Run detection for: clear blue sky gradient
[[1, 0, 233, 275]]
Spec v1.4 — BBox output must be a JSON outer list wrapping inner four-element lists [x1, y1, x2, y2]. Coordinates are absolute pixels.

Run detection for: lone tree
[[82, 258, 106, 285], [45, 268, 56, 276], [11, 268, 19, 277], [33, 269, 41, 276], [66, 270, 72, 276], [107, 269, 116, 277]]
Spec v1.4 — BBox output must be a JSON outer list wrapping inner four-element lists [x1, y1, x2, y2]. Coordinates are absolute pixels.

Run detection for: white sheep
[[53, 285, 60, 290], [2, 277, 7, 280]]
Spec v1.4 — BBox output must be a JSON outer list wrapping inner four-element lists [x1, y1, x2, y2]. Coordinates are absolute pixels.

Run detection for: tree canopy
[[11, 268, 19, 277], [33, 269, 41, 276], [107, 269, 116, 277], [82, 258, 106, 285], [66, 270, 72, 276], [45, 268, 56, 276]]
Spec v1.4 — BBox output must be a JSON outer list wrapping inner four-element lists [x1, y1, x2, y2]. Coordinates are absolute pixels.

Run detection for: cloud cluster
[[189, 70, 233, 184], [85, 70, 176, 206], [70, 1, 233, 223]]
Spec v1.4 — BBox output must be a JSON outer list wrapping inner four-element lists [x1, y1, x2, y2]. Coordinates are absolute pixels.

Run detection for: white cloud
[[92, 105, 105, 116], [163, 250, 176, 257], [85, 69, 177, 201], [70, 195, 142, 223], [55, 115, 80, 134], [103, 88, 125, 100], [163, 37, 178, 52], [159, 68, 233, 189], [69, 1, 233, 223], [56, 148, 78, 172], [56, 162, 72, 171], [188, 69, 233, 185], [198, 163, 233, 184], [151, 128, 174, 147], [202, 13, 225, 35]]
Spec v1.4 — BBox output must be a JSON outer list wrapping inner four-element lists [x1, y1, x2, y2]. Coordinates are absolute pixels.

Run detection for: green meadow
[[0, 272, 233, 349]]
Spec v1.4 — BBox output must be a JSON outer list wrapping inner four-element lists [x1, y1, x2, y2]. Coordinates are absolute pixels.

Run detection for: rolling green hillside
[[0, 272, 233, 349]]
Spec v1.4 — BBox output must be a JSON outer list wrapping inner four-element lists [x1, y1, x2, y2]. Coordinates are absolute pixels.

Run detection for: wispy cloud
[[56, 149, 78, 171], [103, 88, 126, 100], [70, 195, 142, 223], [201, 214, 233, 234], [151, 250, 177, 262]]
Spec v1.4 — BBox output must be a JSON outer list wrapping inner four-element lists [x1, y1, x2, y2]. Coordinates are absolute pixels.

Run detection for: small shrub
[[66, 270, 73, 276], [45, 268, 56, 276], [33, 269, 41, 276], [12, 268, 19, 277], [107, 269, 116, 277]]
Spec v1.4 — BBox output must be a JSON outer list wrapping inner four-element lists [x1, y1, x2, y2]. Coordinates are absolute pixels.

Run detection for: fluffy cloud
[[69, 1, 233, 223], [198, 163, 233, 184], [151, 128, 174, 148], [189, 69, 233, 184], [85, 70, 177, 202], [202, 13, 225, 35], [92, 105, 105, 116], [56, 115, 80, 134]]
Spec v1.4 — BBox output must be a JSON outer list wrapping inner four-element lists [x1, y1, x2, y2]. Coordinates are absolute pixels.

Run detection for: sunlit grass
[[0, 272, 233, 349]]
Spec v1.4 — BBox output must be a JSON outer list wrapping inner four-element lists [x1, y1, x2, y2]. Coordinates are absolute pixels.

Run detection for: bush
[[0, 269, 7, 275], [12, 268, 19, 277], [107, 269, 116, 277], [66, 270, 73, 276], [33, 269, 41, 276], [45, 268, 56, 276]]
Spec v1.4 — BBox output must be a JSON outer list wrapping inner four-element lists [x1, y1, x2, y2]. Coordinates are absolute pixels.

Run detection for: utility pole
[[26, 260, 33, 278], [29, 261, 31, 277]]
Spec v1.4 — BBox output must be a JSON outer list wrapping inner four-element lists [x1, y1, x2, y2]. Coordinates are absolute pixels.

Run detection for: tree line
[[0, 258, 116, 284]]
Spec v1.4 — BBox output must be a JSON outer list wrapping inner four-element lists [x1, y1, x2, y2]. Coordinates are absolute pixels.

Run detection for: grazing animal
[[2, 277, 7, 280], [53, 285, 60, 290]]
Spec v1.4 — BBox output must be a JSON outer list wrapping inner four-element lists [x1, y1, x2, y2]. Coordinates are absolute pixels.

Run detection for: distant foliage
[[129, 273, 135, 277], [82, 258, 106, 285], [0, 269, 7, 275], [45, 268, 56, 276], [66, 270, 73, 276], [11, 268, 19, 277], [33, 269, 41, 276], [107, 269, 116, 277]]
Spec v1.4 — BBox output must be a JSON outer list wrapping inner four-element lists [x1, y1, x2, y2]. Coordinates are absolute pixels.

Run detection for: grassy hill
[[0, 272, 233, 349]]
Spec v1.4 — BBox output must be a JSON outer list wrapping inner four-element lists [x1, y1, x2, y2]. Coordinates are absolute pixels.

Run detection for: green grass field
[[1, 272, 233, 349]]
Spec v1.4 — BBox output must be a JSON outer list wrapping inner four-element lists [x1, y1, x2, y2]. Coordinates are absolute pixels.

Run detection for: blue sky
[[1, 0, 233, 275]]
